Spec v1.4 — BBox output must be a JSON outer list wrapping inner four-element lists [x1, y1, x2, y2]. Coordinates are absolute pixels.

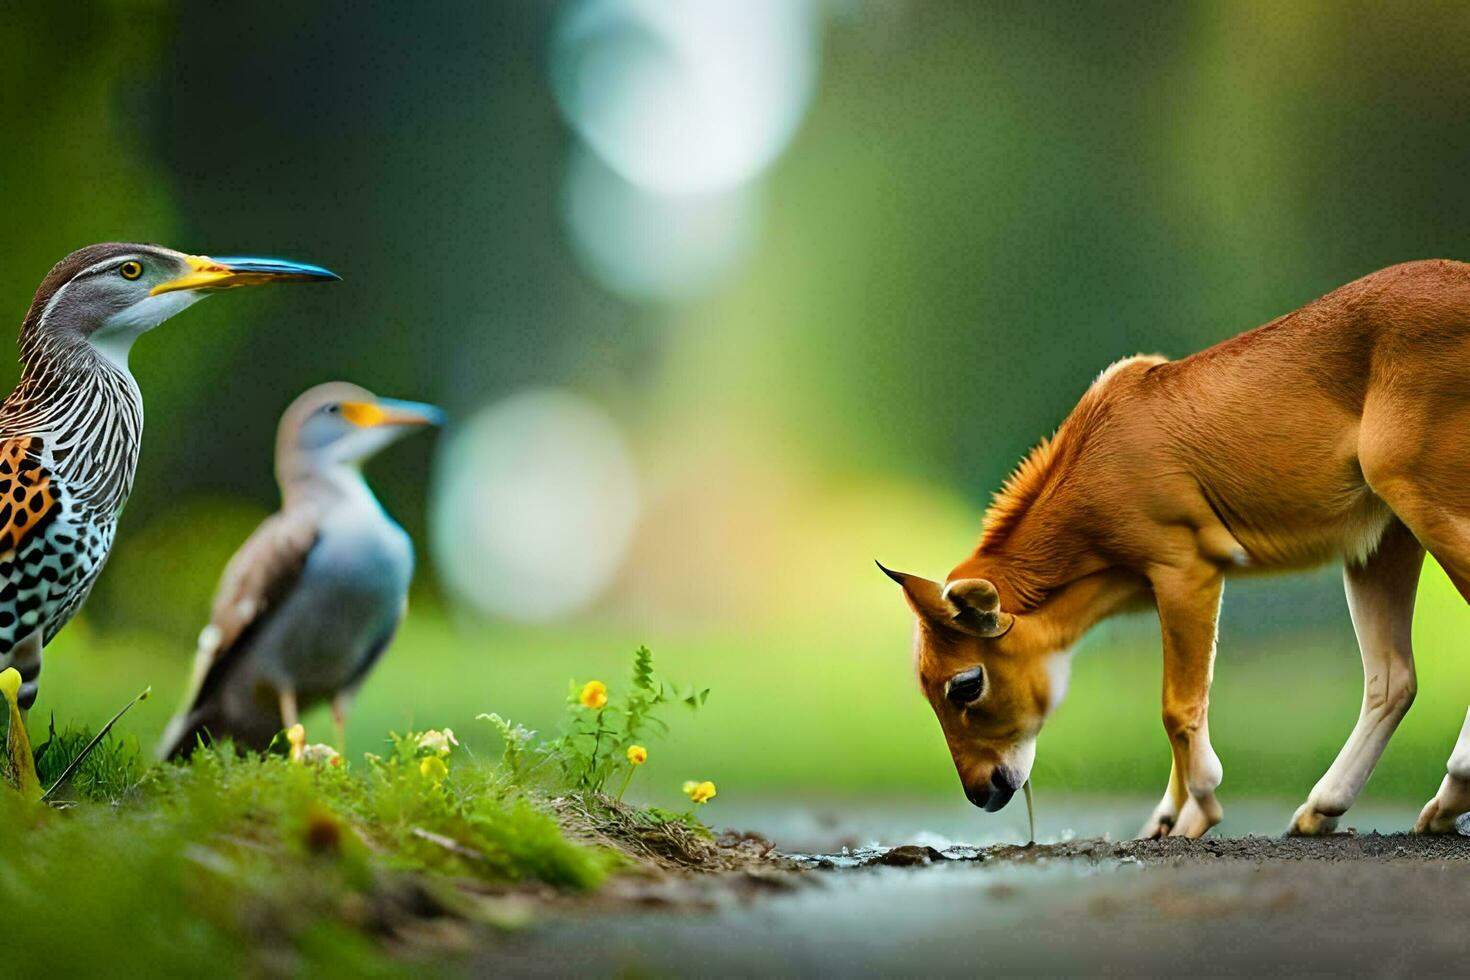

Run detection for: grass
[[0, 739, 617, 974], [0, 646, 734, 974]]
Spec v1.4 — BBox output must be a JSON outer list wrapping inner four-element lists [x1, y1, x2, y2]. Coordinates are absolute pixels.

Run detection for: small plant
[[480, 646, 712, 803], [33, 720, 147, 802], [617, 744, 648, 801], [478, 712, 537, 780], [545, 646, 708, 795]]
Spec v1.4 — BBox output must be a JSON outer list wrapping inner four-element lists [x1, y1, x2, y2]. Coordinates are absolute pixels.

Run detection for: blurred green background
[[5, 1, 1470, 818]]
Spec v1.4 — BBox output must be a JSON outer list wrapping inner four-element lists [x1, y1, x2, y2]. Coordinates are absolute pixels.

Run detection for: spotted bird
[[0, 244, 337, 709]]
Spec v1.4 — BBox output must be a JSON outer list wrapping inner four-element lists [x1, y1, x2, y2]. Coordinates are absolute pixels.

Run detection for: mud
[[959, 830, 1470, 866], [552, 795, 803, 877], [473, 831, 1470, 977]]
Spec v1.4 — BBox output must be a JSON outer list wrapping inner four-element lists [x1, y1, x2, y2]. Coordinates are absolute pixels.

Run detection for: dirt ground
[[472, 831, 1470, 977]]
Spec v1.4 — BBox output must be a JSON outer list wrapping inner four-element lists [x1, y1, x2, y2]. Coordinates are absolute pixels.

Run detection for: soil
[[955, 831, 1470, 866], [468, 830, 1470, 977]]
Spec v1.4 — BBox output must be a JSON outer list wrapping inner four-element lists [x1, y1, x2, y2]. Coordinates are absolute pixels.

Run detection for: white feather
[[88, 291, 204, 369]]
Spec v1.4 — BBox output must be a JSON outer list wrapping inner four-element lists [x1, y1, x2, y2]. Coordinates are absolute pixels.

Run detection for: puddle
[[715, 792, 1425, 854], [786, 842, 983, 869]]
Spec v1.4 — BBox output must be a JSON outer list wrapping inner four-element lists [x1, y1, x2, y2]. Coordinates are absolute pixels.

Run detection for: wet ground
[[475, 798, 1470, 977]]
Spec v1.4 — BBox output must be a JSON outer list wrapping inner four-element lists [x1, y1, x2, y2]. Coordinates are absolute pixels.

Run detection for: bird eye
[[119, 261, 143, 281], [326, 404, 341, 415], [945, 666, 985, 706]]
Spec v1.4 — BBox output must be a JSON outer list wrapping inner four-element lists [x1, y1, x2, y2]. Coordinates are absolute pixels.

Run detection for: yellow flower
[[683, 780, 717, 804], [0, 667, 39, 802], [0, 667, 20, 703], [286, 723, 306, 763], [579, 680, 608, 710], [416, 729, 459, 756], [626, 745, 648, 765], [419, 755, 448, 785]]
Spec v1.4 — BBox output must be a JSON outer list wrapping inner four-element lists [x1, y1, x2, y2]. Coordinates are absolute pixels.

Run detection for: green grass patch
[[0, 733, 616, 974], [0, 646, 726, 974]]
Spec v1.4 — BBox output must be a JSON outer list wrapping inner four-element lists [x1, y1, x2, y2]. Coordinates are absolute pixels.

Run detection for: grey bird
[[0, 244, 336, 710], [159, 382, 442, 759]]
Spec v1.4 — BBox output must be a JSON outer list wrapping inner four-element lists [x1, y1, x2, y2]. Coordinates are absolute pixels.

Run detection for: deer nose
[[965, 766, 1018, 813]]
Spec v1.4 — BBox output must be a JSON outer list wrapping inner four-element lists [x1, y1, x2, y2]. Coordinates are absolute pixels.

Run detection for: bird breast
[[257, 515, 413, 694], [305, 517, 412, 624]]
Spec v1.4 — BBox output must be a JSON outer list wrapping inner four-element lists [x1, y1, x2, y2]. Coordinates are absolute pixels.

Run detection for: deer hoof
[[1287, 803, 1339, 836]]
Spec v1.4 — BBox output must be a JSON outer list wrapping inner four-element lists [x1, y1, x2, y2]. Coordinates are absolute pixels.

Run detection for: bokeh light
[[552, 0, 822, 300], [560, 145, 762, 301], [551, 0, 820, 196], [431, 389, 640, 622]]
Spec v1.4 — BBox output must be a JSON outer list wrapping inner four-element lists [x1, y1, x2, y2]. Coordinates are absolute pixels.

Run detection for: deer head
[[879, 562, 1072, 812]]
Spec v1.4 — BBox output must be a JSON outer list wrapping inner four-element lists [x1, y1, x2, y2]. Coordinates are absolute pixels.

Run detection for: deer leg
[[1290, 520, 1421, 835], [1151, 565, 1225, 839], [330, 693, 352, 754], [1386, 498, 1470, 833], [1416, 708, 1470, 833], [1139, 756, 1186, 839], [1359, 474, 1470, 831], [10, 630, 42, 717]]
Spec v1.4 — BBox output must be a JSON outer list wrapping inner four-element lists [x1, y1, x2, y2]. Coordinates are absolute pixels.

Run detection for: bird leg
[[10, 630, 43, 719], [330, 694, 351, 755], [278, 688, 299, 730]]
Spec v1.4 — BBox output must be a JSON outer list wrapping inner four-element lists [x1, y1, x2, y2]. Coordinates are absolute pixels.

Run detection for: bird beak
[[150, 254, 340, 296], [340, 399, 446, 429]]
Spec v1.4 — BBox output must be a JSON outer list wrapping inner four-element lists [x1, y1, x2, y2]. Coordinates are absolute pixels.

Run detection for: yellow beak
[[150, 254, 339, 296], [340, 399, 446, 428]]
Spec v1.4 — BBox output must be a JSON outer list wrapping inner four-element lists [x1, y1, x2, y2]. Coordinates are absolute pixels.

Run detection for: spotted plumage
[[0, 438, 59, 552], [0, 433, 109, 657], [0, 317, 149, 704], [0, 244, 337, 709]]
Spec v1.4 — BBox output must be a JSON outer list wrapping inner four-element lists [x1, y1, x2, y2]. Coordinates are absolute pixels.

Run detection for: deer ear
[[876, 562, 950, 623], [943, 578, 1015, 638]]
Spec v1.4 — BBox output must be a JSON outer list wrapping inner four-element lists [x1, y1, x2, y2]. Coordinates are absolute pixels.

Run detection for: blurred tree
[[0, 1, 177, 362], [8, 0, 1470, 641], [151, 1, 633, 545]]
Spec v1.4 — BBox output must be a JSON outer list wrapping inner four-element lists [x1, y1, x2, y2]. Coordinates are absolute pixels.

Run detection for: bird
[[158, 381, 442, 759], [0, 244, 337, 711]]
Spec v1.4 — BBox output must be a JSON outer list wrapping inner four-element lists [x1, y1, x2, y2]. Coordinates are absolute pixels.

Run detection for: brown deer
[[882, 260, 1470, 838]]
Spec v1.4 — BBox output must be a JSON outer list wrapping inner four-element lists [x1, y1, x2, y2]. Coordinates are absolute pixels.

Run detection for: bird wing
[[0, 436, 59, 556], [171, 506, 321, 724]]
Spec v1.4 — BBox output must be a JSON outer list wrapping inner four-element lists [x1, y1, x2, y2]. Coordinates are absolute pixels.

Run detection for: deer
[[881, 259, 1470, 839]]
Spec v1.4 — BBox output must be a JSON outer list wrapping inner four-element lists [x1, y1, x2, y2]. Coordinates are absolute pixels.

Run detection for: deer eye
[[945, 666, 985, 705]]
